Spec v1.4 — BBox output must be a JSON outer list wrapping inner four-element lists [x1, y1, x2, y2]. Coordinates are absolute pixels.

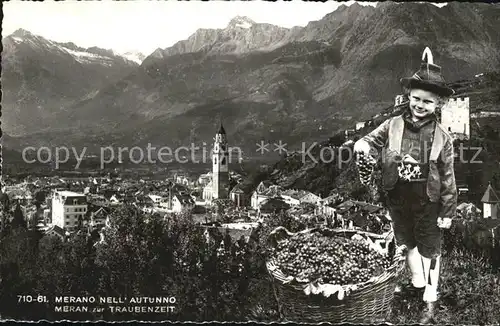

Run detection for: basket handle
[[394, 244, 407, 261], [267, 226, 296, 248]]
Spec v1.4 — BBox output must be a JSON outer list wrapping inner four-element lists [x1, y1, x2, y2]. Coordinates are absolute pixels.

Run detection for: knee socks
[[407, 246, 426, 288], [421, 255, 440, 303]]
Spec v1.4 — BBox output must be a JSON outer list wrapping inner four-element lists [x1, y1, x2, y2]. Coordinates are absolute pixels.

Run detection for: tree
[[491, 169, 500, 193], [260, 198, 290, 215], [34, 235, 66, 319], [95, 206, 145, 298], [2, 199, 283, 321], [329, 132, 346, 147], [34, 190, 46, 208], [0, 227, 38, 319], [11, 203, 27, 229], [300, 202, 316, 213], [77, 214, 83, 230], [212, 198, 235, 216], [483, 125, 499, 140], [1, 193, 10, 212]]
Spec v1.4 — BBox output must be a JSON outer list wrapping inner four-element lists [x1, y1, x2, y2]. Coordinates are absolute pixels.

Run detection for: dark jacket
[[361, 114, 457, 219]]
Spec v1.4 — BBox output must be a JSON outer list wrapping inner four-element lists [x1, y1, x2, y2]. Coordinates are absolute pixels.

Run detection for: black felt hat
[[400, 47, 455, 97]]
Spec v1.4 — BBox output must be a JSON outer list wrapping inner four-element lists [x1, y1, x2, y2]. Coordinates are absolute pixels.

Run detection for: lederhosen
[[386, 113, 441, 259]]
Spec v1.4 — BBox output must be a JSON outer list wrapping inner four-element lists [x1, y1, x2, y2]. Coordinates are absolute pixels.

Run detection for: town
[[0, 118, 400, 243]]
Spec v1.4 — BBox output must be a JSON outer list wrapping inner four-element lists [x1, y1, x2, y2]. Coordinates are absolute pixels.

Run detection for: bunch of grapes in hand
[[356, 152, 377, 186]]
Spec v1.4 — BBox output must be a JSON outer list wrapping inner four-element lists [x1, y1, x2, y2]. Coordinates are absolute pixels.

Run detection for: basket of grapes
[[266, 227, 406, 323]]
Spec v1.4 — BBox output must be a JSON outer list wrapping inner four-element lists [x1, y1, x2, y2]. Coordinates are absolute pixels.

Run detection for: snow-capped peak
[[6, 29, 117, 66], [8, 29, 40, 44], [116, 50, 146, 64], [228, 16, 256, 29], [11, 28, 33, 38]]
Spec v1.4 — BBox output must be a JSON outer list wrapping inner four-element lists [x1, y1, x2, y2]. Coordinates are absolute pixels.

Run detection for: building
[[280, 189, 321, 207], [174, 174, 192, 187], [481, 183, 499, 219], [355, 121, 366, 131], [88, 194, 109, 206], [171, 193, 195, 213], [212, 123, 230, 200], [315, 201, 336, 217], [45, 225, 65, 241], [51, 190, 88, 231], [299, 192, 322, 205], [441, 97, 470, 139], [202, 180, 214, 202], [87, 205, 110, 229], [259, 198, 290, 216], [229, 171, 244, 184], [280, 190, 302, 207], [108, 194, 121, 205], [198, 172, 212, 187], [202, 124, 231, 203], [31, 207, 46, 232], [148, 193, 170, 209], [250, 181, 278, 209], [344, 128, 356, 140], [335, 200, 383, 219], [394, 94, 407, 107], [230, 184, 246, 207], [4, 186, 33, 206], [199, 224, 256, 244]]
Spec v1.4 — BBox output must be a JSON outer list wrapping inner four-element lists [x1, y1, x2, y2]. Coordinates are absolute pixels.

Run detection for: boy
[[354, 48, 457, 323]]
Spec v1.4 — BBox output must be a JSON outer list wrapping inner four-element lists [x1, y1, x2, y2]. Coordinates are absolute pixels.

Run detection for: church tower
[[212, 123, 230, 199]]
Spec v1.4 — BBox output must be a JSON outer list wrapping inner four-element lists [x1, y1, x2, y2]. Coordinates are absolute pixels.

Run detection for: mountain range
[[2, 28, 141, 136], [2, 2, 500, 162]]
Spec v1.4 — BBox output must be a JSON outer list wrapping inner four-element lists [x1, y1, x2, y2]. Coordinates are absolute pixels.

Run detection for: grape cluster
[[356, 152, 377, 185], [271, 233, 391, 286]]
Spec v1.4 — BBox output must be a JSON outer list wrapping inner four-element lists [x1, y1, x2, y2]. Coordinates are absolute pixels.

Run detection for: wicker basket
[[266, 227, 406, 323]]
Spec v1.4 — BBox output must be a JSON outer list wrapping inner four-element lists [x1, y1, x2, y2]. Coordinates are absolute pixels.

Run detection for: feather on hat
[[400, 47, 454, 97]]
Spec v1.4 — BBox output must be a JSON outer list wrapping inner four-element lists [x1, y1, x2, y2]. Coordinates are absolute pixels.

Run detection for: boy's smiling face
[[408, 89, 440, 121]]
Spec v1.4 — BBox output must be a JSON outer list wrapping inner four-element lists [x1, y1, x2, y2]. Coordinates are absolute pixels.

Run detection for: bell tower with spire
[[212, 122, 230, 199]]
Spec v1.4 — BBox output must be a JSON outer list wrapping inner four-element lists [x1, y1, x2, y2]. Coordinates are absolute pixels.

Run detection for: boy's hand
[[402, 154, 418, 163], [437, 217, 452, 229], [354, 139, 371, 155]]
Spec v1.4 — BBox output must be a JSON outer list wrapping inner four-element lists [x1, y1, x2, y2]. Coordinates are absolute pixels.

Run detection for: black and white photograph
[[1, 0, 500, 323]]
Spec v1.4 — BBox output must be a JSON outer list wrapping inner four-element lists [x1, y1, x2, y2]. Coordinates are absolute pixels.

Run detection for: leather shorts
[[386, 181, 441, 259]]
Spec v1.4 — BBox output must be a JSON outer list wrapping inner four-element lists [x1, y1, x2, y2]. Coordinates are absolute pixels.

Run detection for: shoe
[[394, 282, 425, 299], [419, 301, 438, 324]]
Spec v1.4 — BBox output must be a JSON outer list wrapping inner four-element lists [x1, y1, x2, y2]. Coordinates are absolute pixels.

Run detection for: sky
[[3, 1, 446, 56], [3, 1, 377, 55]]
